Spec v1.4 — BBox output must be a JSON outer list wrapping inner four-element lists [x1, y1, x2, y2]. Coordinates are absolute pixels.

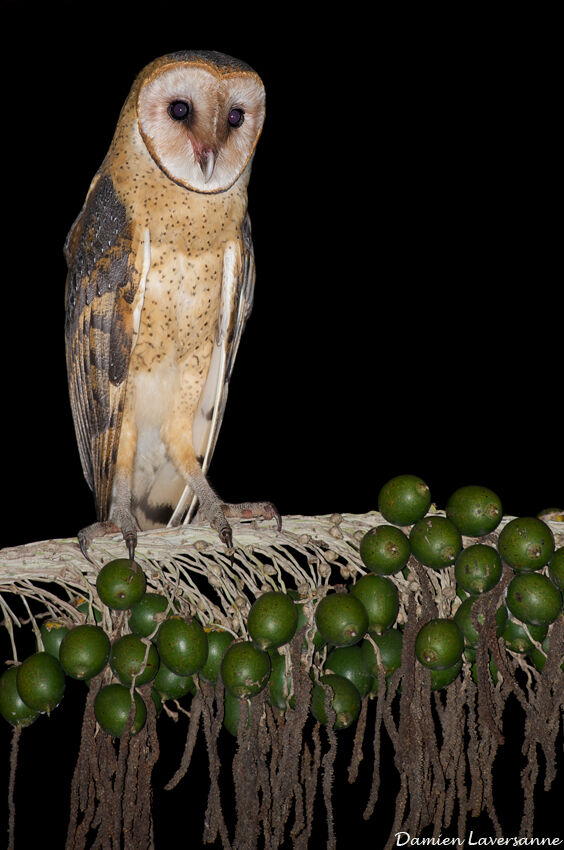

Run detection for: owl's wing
[[171, 213, 256, 526], [64, 172, 148, 521]]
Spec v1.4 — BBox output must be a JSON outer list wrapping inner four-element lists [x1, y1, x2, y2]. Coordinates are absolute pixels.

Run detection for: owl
[[64, 50, 280, 560]]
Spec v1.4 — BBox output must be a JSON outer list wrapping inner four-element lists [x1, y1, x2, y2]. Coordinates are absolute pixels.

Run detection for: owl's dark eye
[[227, 107, 244, 128], [168, 100, 190, 121]]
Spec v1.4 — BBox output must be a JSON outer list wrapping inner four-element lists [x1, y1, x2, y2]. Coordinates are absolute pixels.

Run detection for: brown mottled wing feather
[[64, 172, 144, 521]]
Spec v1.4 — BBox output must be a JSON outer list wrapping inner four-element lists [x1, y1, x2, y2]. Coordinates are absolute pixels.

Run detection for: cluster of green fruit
[[0, 555, 303, 737], [301, 475, 562, 730], [227, 469, 563, 732], [362, 475, 564, 691], [0, 475, 562, 737]]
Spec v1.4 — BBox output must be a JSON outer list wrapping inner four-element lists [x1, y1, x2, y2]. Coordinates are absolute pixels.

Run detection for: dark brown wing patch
[[65, 174, 141, 520]]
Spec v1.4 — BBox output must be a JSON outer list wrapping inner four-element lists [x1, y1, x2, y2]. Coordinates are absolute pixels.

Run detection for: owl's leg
[[188, 472, 281, 548], [78, 419, 139, 562], [107, 416, 140, 558], [188, 472, 236, 546], [164, 423, 280, 547], [108, 468, 139, 560]]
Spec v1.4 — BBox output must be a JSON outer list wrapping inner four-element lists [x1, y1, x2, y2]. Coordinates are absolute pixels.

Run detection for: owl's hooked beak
[[193, 144, 217, 183]]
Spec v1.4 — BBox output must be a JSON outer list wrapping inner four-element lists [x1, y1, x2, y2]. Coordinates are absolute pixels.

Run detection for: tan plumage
[[65, 50, 279, 558]]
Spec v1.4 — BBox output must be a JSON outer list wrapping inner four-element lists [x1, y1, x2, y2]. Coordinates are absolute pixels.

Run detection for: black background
[[0, 2, 561, 846]]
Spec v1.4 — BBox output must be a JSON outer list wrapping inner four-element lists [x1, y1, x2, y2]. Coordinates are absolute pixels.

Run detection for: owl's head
[[136, 50, 265, 194]]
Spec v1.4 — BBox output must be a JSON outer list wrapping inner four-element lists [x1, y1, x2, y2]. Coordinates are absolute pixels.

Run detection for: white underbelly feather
[[130, 361, 184, 519]]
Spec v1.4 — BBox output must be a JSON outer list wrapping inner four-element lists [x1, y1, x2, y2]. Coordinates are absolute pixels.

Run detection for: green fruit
[[542, 635, 550, 653], [287, 590, 308, 630], [94, 683, 146, 737], [310, 673, 361, 730], [16, 652, 65, 713], [445, 485, 503, 536], [350, 574, 399, 635], [199, 629, 234, 683], [529, 639, 564, 673], [157, 615, 208, 677], [415, 619, 464, 671], [528, 647, 547, 673], [74, 596, 103, 624], [501, 619, 548, 653], [223, 691, 251, 736], [96, 559, 147, 610], [153, 661, 195, 701], [378, 474, 431, 526], [110, 634, 160, 686], [220, 641, 271, 699], [151, 688, 163, 717], [506, 573, 562, 626], [311, 629, 327, 651], [247, 591, 298, 650], [497, 517, 555, 572], [314, 593, 368, 647], [39, 619, 69, 659], [409, 516, 462, 569], [430, 658, 463, 691], [453, 598, 508, 647], [268, 649, 294, 711], [300, 626, 327, 653], [471, 657, 500, 685], [548, 548, 564, 590], [325, 645, 373, 698], [361, 628, 403, 678], [454, 544, 502, 595], [537, 508, 564, 521], [59, 624, 110, 680], [0, 667, 40, 728], [359, 525, 411, 575], [128, 593, 169, 638]]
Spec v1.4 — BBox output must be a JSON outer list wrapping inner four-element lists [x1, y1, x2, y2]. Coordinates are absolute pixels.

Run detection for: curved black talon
[[125, 532, 137, 563], [78, 531, 98, 567], [219, 526, 233, 550], [270, 504, 282, 533]]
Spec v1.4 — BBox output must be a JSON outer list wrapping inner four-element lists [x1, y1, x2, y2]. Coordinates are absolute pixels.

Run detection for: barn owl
[[64, 50, 280, 560]]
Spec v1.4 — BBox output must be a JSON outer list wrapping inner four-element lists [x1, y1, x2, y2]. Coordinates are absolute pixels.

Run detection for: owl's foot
[[213, 501, 282, 548], [78, 517, 138, 564], [191, 497, 281, 548], [178, 472, 281, 548]]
